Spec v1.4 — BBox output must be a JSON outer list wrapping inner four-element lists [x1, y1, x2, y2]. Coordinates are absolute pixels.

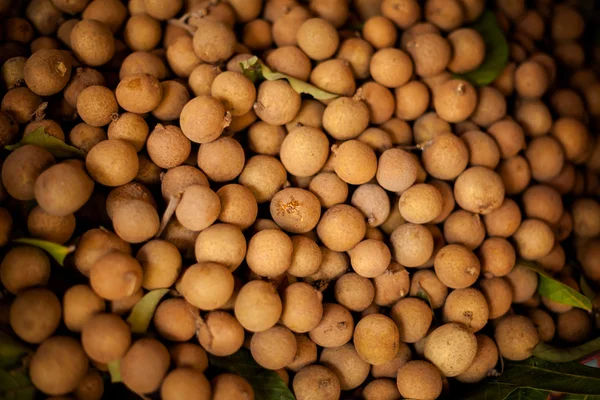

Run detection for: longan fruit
[[146, 124, 191, 169], [165, 36, 201, 79], [322, 96, 370, 140], [554, 40, 585, 69], [390, 223, 434, 267], [572, 198, 600, 238], [293, 365, 340, 400], [456, 334, 499, 383], [272, 5, 311, 47], [62, 284, 106, 333], [513, 219, 555, 260], [350, 184, 391, 228], [310, 59, 356, 97], [332, 140, 377, 185], [151, 81, 191, 122], [515, 61, 549, 99], [286, 334, 318, 372], [442, 288, 489, 332], [514, 99, 553, 137], [254, 80, 302, 126], [552, 4, 585, 40], [74, 228, 132, 276], [528, 308, 556, 342], [35, 161, 95, 217], [86, 139, 139, 187], [115, 73, 162, 114], [495, 314, 540, 361], [394, 81, 430, 122], [550, 89, 586, 120], [424, 323, 478, 377], [492, 62, 516, 96], [70, 20, 115, 67], [29, 336, 89, 396], [246, 229, 293, 277], [109, 287, 142, 316], [215, 184, 258, 230], [106, 113, 148, 152], [24, 119, 65, 142], [27, 206, 76, 244], [487, 119, 525, 159], [363, 16, 397, 49], [281, 282, 323, 333], [413, 111, 451, 144], [309, 303, 354, 348], [334, 273, 375, 312], [241, 19, 272, 51], [3, 17, 34, 43], [309, 172, 349, 209], [178, 262, 233, 310], [250, 325, 297, 370], [421, 133, 469, 180], [23, 49, 71, 96], [121, 338, 170, 394], [396, 361, 442, 400], [1, 87, 43, 124], [176, 185, 220, 232], [337, 38, 374, 80], [136, 240, 182, 290], [170, 343, 208, 371], [409, 269, 448, 309], [210, 71, 256, 118], [161, 368, 211, 400], [10, 288, 61, 343], [279, 126, 329, 177], [536, 244, 565, 273], [212, 373, 254, 400], [74, 369, 104, 400], [406, 33, 451, 78], [0, 110, 18, 146], [119, 51, 168, 80], [369, 48, 413, 88], [195, 137, 244, 182], [357, 127, 393, 153], [195, 223, 247, 271], [3, 145, 54, 202], [371, 342, 412, 379], [82, 0, 127, 32], [89, 251, 143, 300], [551, 117, 591, 162], [377, 148, 418, 192], [235, 280, 282, 332], [470, 88, 507, 129], [354, 314, 399, 366], [123, 15, 161, 52], [348, 239, 391, 279], [309, 0, 349, 27], [264, 45, 311, 81], [247, 121, 286, 156], [522, 184, 563, 225], [25, 0, 62, 35], [425, 0, 464, 31], [434, 79, 478, 123], [505, 263, 538, 303], [557, 308, 592, 344], [192, 19, 236, 63], [434, 244, 480, 289], [317, 204, 366, 252], [478, 237, 516, 278], [399, 184, 443, 224], [454, 166, 505, 215], [381, 0, 421, 29], [428, 180, 455, 224], [390, 297, 433, 343], [286, 236, 321, 278], [76, 85, 118, 127], [297, 18, 339, 61], [497, 155, 531, 195], [447, 28, 485, 74], [81, 312, 131, 363], [196, 310, 244, 357], [142, 0, 182, 19], [320, 343, 370, 390], [479, 277, 513, 319], [270, 188, 321, 234]]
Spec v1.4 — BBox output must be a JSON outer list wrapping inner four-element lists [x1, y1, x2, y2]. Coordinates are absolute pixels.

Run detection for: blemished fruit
[[1, 2, 599, 400]]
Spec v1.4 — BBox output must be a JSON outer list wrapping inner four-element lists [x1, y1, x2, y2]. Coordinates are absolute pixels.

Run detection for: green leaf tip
[[533, 337, 600, 363], [107, 360, 122, 383], [0, 333, 31, 370], [209, 349, 295, 400], [12, 238, 75, 266], [521, 260, 593, 311], [455, 10, 509, 87], [5, 127, 87, 159], [240, 56, 339, 101], [126, 288, 170, 334]]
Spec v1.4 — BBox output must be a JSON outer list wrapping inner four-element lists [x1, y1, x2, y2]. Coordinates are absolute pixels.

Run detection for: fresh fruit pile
[[0, 0, 599, 399]]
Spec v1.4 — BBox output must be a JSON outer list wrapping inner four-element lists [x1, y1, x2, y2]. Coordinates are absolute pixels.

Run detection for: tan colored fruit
[[495, 314, 540, 361], [354, 314, 399, 365], [424, 322, 477, 377], [390, 297, 433, 343], [396, 360, 442, 400]]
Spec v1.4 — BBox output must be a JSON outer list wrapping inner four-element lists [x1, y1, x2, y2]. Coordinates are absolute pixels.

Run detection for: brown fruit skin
[[1, 87, 43, 124], [454, 166, 505, 215], [381, 0, 421, 29], [354, 314, 400, 365], [179, 262, 234, 310], [180, 95, 229, 144], [69, 123, 107, 153], [74, 228, 132, 277], [270, 188, 321, 234], [197, 311, 245, 357], [297, 18, 340, 61], [447, 28, 485, 73], [154, 298, 198, 342], [161, 368, 211, 400], [77, 85, 118, 127], [70, 19, 115, 67], [34, 162, 95, 217], [572, 198, 600, 238], [513, 219, 555, 260], [396, 360, 442, 400], [434, 79, 478, 123], [279, 126, 329, 177], [2, 145, 55, 201], [309, 303, 354, 348], [29, 336, 89, 396], [399, 183, 443, 224], [251, 325, 298, 370], [212, 373, 254, 400], [487, 118, 526, 159], [89, 252, 143, 301], [363, 16, 398, 49], [422, 133, 469, 180], [424, 323, 478, 377], [281, 282, 324, 333], [170, 343, 208, 371], [193, 19, 236, 63], [370, 48, 413, 88], [515, 61, 549, 99], [390, 223, 434, 268], [10, 288, 61, 344], [62, 284, 106, 333], [0, 246, 50, 294], [495, 315, 540, 361], [377, 148, 418, 192], [434, 244, 481, 289], [23, 49, 71, 96], [310, 58, 356, 96], [0, 111, 18, 146], [442, 288, 489, 332], [479, 277, 513, 320], [27, 206, 76, 244], [406, 33, 451, 78], [456, 334, 499, 383], [116, 73, 163, 114], [121, 338, 170, 394], [390, 297, 433, 343], [320, 343, 370, 390], [147, 124, 191, 169], [557, 308, 593, 344], [317, 204, 366, 252], [81, 313, 131, 363], [255, 80, 302, 125], [86, 139, 139, 187], [112, 199, 159, 243], [293, 365, 340, 400]]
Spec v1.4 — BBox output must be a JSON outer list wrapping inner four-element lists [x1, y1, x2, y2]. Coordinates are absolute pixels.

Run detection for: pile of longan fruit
[[0, 0, 599, 399]]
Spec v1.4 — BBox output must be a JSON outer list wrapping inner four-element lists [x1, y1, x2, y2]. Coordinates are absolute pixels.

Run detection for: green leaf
[[503, 387, 551, 400], [209, 349, 295, 400], [0, 370, 35, 400], [240, 56, 339, 101], [533, 337, 600, 363], [455, 10, 509, 87], [522, 261, 592, 311], [12, 238, 75, 266], [5, 127, 87, 159], [126, 289, 169, 334], [0, 333, 31, 369], [107, 360, 122, 383]]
